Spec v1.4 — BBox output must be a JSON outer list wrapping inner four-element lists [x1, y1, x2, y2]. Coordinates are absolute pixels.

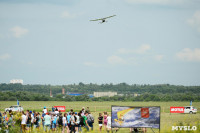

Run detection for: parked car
[[184, 106, 197, 114], [5, 105, 23, 112]]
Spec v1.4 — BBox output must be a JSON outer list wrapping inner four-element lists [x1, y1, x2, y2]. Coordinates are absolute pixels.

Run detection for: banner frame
[[111, 105, 161, 130]]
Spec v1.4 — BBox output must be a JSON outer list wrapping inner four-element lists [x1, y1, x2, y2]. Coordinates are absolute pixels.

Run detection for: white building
[[10, 79, 23, 84], [94, 91, 117, 97]]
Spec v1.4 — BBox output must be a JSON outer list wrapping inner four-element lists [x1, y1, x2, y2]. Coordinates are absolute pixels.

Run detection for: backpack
[[74, 116, 77, 122], [79, 116, 84, 126], [89, 114, 94, 123], [58, 116, 63, 125]]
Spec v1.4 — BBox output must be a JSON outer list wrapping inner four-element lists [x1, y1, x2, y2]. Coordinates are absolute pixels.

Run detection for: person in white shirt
[[44, 112, 51, 132], [29, 111, 34, 130], [21, 111, 27, 133], [43, 106, 47, 114], [107, 114, 111, 132], [63, 113, 67, 132]]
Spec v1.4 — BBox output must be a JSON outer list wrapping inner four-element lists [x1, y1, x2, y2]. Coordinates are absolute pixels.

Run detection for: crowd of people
[[0, 106, 113, 133]]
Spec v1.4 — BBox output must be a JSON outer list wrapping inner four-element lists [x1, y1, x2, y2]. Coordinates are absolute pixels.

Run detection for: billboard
[[111, 106, 160, 129], [54, 106, 66, 112], [170, 107, 184, 113]]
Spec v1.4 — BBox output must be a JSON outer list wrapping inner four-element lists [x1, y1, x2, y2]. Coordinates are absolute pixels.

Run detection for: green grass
[[0, 101, 200, 133]]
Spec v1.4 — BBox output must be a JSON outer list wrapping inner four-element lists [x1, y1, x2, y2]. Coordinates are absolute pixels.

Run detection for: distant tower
[[50, 89, 53, 97], [62, 88, 65, 95]]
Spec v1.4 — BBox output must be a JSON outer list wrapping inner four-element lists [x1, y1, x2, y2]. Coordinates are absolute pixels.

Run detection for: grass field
[[0, 101, 200, 133]]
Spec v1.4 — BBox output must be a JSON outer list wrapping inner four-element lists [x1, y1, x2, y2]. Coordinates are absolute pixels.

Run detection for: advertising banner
[[54, 106, 66, 112], [111, 106, 160, 129], [170, 107, 184, 113]]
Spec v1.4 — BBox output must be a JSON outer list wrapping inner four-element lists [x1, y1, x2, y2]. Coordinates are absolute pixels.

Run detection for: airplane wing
[[90, 18, 103, 21], [90, 15, 116, 21], [103, 15, 116, 19]]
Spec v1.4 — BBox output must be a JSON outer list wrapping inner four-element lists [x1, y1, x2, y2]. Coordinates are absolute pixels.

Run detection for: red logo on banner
[[54, 106, 66, 112], [170, 107, 184, 113], [141, 108, 149, 118]]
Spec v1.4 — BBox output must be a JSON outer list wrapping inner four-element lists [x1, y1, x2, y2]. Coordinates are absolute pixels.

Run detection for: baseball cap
[[30, 111, 32, 113], [75, 112, 77, 115]]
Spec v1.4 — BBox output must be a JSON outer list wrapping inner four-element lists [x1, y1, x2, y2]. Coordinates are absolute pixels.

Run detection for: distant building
[[10, 79, 23, 84], [94, 91, 117, 97], [134, 93, 140, 97], [50, 89, 53, 97], [62, 88, 65, 95]]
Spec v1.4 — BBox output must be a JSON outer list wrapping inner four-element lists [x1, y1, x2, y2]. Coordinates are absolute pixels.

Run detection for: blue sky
[[0, 0, 200, 85]]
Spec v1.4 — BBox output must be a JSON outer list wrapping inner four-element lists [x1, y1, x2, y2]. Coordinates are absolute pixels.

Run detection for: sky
[[0, 0, 200, 85]]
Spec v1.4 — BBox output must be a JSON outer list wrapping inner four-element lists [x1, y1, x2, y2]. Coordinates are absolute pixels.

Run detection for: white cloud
[[187, 11, 200, 32], [118, 44, 151, 54], [136, 44, 151, 54], [125, 0, 186, 5], [0, 54, 11, 61], [84, 62, 99, 67], [176, 48, 200, 62], [154, 55, 164, 61], [61, 11, 76, 18], [107, 55, 126, 65], [10, 26, 28, 38], [107, 55, 138, 65]]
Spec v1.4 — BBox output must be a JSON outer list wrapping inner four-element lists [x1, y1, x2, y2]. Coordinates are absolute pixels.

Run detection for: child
[[98, 113, 103, 132]]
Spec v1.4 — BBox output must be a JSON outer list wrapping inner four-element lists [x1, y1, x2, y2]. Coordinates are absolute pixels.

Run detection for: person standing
[[86, 112, 94, 131], [81, 107, 85, 116], [52, 114, 57, 131], [106, 114, 111, 133], [86, 107, 90, 113], [67, 112, 71, 132], [44, 112, 51, 132], [78, 112, 83, 133], [41, 111, 46, 130], [75, 112, 79, 133], [70, 112, 76, 133], [21, 111, 27, 133], [33, 112, 39, 129], [83, 112, 89, 131], [0, 112, 2, 125], [52, 106, 55, 112], [103, 112, 108, 131], [43, 107, 47, 114], [98, 113, 103, 132], [57, 113, 63, 132], [26, 112, 32, 131], [62, 113, 67, 133]]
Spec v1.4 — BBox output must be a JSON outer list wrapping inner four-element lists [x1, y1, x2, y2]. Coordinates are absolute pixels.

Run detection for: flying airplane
[[90, 15, 116, 23]]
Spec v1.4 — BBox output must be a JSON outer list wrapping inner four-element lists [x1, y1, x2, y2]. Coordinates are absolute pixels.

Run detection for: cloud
[[107, 55, 126, 65], [61, 11, 76, 19], [84, 62, 99, 67], [187, 11, 200, 32], [118, 44, 151, 54], [107, 55, 138, 65], [154, 55, 164, 61], [10, 26, 28, 38], [176, 48, 200, 62], [0, 54, 11, 61], [125, 0, 186, 5]]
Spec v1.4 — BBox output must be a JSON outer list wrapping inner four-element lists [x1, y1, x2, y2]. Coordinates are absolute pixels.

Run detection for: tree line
[[0, 83, 200, 95], [0, 91, 199, 102]]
